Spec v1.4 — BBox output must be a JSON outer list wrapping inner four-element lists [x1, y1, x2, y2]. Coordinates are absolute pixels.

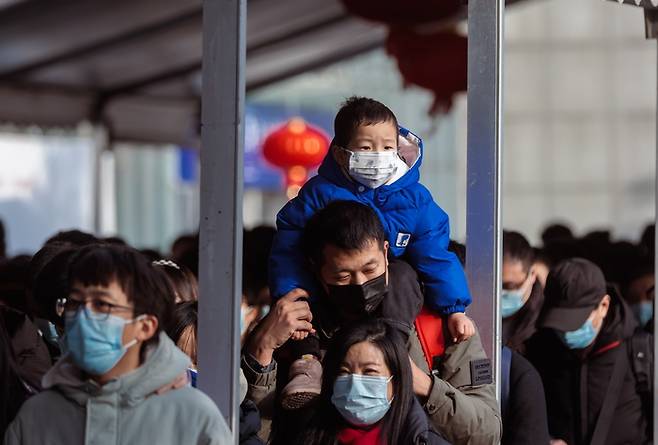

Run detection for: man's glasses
[[56, 297, 134, 321]]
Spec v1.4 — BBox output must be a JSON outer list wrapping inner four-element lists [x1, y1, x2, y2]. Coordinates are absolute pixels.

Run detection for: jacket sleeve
[[240, 354, 278, 441], [405, 193, 471, 314], [409, 326, 502, 445], [268, 181, 332, 300]]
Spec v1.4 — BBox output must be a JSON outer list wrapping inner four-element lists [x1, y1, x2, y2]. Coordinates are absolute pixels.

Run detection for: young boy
[[5, 244, 229, 444], [269, 97, 473, 407]]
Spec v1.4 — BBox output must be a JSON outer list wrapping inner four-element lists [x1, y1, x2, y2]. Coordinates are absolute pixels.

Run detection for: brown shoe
[[281, 357, 322, 410]]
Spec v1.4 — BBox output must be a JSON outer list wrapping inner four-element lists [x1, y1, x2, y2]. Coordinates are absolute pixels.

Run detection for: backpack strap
[[414, 307, 446, 372], [590, 344, 627, 445], [501, 346, 513, 420]]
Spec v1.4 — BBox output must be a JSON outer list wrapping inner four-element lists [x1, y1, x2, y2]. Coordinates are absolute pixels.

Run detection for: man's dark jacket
[[526, 294, 647, 445]]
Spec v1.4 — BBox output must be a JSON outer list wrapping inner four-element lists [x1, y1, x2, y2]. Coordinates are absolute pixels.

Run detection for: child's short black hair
[[302, 200, 386, 267], [68, 244, 176, 347], [333, 96, 399, 147]]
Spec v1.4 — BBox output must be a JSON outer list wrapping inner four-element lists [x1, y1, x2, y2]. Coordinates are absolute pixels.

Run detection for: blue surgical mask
[[632, 301, 653, 327], [331, 374, 393, 426], [561, 318, 598, 350], [64, 308, 144, 375], [501, 290, 525, 318]]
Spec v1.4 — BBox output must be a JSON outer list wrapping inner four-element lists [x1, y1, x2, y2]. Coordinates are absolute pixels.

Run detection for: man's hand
[[408, 356, 433, 401], [247, 288, 315, 367]]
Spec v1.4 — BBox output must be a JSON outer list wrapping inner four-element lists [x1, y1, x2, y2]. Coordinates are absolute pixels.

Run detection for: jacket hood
[[318, 126, 423, 193], [593, 286, 638, 349], [42, 332, 190, 407]]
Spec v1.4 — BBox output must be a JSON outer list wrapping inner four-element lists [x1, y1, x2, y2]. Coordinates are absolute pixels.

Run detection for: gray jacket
[[242, 326, 502, 445], [4, 332, 230, 445]]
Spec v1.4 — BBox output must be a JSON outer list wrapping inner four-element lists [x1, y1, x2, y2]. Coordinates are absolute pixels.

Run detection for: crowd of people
[[0, 97, 655, 445]]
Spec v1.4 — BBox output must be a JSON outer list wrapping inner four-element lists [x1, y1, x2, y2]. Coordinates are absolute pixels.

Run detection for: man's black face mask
[[326, 273, 388, 322]]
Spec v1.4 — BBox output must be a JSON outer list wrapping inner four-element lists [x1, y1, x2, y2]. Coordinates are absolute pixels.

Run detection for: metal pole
[[647, 8, 658, 442], [465, 0, 504, 400], [198, 0, 245, 440]]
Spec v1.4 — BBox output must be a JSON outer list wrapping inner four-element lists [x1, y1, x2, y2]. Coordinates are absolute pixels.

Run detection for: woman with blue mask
[[291, 319, 449, 445]]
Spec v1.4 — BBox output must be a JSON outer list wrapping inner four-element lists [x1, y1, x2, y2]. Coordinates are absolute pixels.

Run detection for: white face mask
[[341, 147, 399, 189]]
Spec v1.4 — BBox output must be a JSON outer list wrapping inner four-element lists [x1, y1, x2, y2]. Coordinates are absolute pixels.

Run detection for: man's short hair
[[68, 244, 175, 346], [333, 96, 399, 147], [302, 200, 386, 267], [503, 230, 534, 272]]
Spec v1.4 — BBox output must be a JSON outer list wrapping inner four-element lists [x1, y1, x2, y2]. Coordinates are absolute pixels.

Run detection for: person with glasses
[[4, 244, 229, 445]]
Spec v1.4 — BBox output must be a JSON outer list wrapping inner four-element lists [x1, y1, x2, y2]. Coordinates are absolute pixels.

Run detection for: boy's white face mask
[[340, 147, 399, 189]]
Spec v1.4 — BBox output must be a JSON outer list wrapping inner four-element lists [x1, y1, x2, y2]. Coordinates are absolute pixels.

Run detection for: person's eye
[[384, 146, 395, 150], [360, 146, 372, 150], [92, 300, 113, 311], [336, 275, 350, 282], [363, 268, 377, 275], [338, 368, 350, 376]]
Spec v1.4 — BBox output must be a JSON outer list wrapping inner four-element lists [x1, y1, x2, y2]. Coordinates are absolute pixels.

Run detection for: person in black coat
[[501, 231, 545, 355], [526, 258, 648, 445], [502, 348, 551, 445]]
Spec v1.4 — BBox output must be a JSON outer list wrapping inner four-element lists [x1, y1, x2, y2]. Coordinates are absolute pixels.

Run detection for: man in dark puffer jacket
[[526, 258, 648, 445]]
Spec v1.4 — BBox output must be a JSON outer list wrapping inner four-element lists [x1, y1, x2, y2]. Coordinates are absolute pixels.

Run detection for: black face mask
[[326, 273, 388, 322]]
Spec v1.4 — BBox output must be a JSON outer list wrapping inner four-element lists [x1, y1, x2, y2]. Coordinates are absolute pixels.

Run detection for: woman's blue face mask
[[331, 374, 393, 426]]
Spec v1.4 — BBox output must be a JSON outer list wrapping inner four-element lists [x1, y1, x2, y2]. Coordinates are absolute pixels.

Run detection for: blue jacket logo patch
[[395, 233, 411, 248]]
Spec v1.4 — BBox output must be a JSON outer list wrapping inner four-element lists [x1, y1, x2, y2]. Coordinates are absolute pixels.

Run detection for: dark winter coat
[[240, 399, 264, 445], [2, 307, 51, 390], [526, 294, 647, 445], [502, 350, 550, 445], [401, 397, 452, 445]]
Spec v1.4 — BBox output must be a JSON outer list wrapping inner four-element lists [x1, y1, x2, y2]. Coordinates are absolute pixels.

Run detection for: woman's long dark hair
[[295, 319, 413, 445]]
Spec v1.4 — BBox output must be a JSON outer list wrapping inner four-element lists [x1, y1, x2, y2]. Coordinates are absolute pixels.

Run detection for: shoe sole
[[281, 391, 319, 410]]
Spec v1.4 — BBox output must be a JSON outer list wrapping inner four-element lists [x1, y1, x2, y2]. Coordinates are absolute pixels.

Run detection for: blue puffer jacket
[[269, 127, 471, 314]]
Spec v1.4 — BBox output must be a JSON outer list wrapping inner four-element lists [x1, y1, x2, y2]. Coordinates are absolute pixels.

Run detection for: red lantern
[[262, 118, 330, 199], [386, 28, 467, 114]]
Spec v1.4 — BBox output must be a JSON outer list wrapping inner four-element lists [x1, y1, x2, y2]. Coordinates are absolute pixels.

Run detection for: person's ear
[[135, 315, 158, 342], [599, 294, 611, 318], [383, 240, 389, 263]]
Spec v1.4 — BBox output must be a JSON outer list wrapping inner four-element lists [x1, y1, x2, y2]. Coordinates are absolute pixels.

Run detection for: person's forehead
[[344, 341, 385, 365], [321, 240, 382, 268], [502, 258, 526, 278], [70, 280, 127, 301], [351, 122, 397, 139]]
